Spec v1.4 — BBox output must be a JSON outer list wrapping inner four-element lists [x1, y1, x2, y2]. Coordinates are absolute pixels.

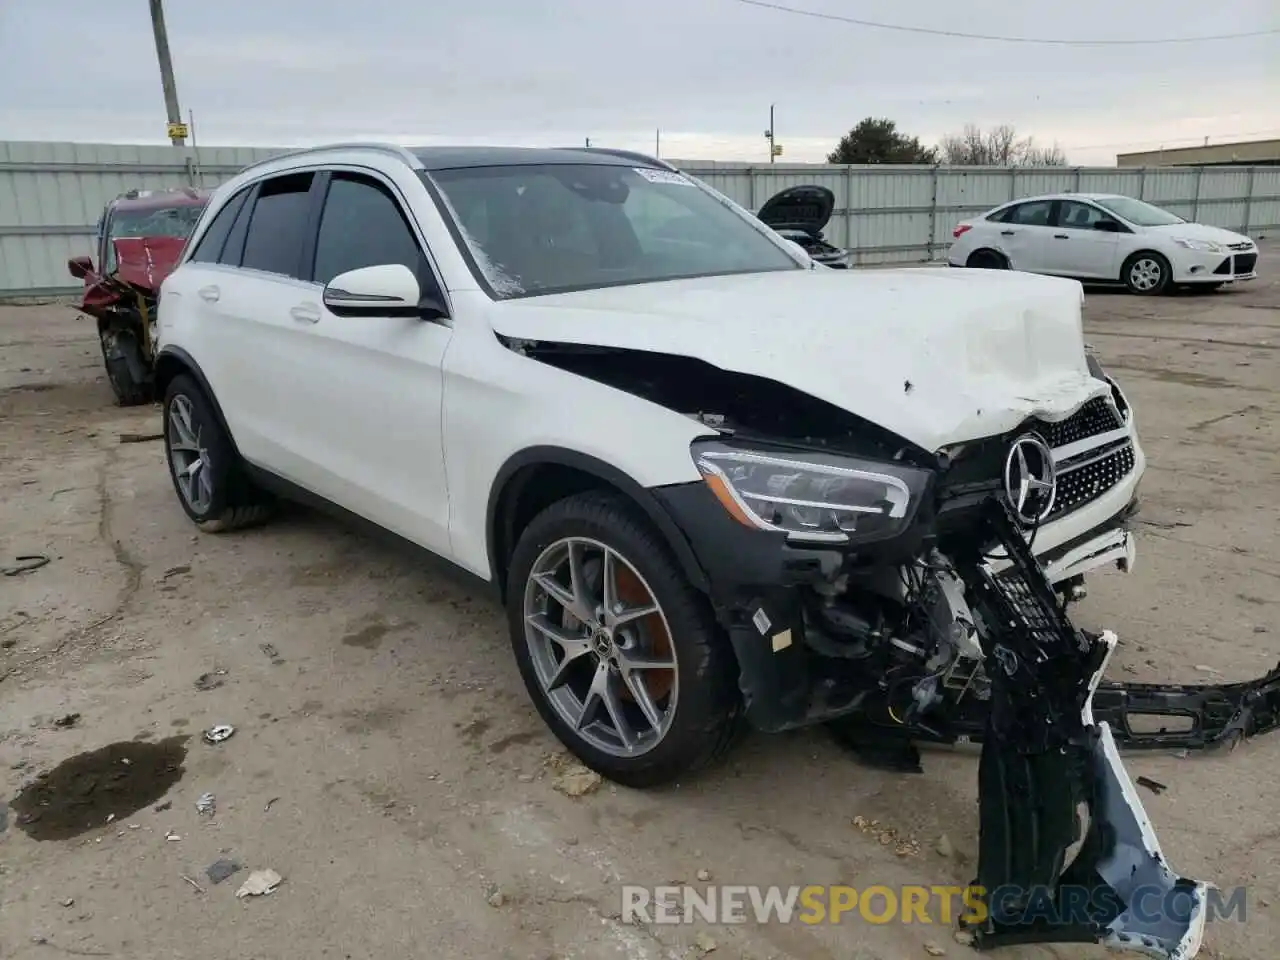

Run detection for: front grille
[[1227, 241, 1253, 251], [1215, 253, 1259, 276], [1033, 397, 1122, 449], [1047, 445, 1136, 520]]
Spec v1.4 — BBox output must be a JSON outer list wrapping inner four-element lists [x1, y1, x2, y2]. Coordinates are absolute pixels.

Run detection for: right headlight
[[1105, 375, 1132, 425], [692, 439, 933, 545]]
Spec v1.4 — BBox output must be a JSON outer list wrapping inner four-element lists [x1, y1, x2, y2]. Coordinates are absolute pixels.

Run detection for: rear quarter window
[[188, 190, 249, 264]]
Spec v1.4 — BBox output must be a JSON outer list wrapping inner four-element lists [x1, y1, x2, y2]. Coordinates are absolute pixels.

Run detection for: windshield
[[103, 204, 205, 272], [1093, 196, 1185, 227], [425, 163, 802, 298]]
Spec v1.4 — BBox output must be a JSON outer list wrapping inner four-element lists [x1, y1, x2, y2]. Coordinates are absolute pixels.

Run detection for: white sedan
[[948, 192, 1259, 294]]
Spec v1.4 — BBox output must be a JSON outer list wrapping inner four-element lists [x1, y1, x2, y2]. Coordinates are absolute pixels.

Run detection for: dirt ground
[[2, 251, 1277, 960]]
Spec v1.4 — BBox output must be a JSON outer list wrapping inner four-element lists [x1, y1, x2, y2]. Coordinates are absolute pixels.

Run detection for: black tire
[[506, 491, 742, 788], [99, 328, 153, 406], [1121, 251, 1172, 295], [966, 249, 1008, 270], [162, 374, 274, 533]]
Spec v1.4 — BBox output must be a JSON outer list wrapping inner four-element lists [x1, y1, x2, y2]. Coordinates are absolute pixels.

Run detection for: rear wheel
[[966, 249, 1008, 270], [1122, 251, 1171, 295], [163, 374, 274, 533], [506, 492, 741, 787]]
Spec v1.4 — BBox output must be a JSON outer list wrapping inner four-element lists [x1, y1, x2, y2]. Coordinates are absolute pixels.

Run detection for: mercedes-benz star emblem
[[1003, 433, 1057, 525]]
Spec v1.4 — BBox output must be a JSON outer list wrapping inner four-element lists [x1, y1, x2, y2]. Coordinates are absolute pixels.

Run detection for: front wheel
[[1122, 252, 1172, 295], [506, 492, 741, 787], [99, 328, 153, 406]]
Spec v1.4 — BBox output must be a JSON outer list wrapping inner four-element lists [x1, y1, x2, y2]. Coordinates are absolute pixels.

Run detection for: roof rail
[[569, 147, 680, 173], [233, 142, 423, 178]]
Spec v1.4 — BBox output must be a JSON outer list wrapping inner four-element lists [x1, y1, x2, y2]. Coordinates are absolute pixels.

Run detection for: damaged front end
[[655, 466, 1272, 960], [515, 338, 1279, 957], [718, 498, 1219, 957]]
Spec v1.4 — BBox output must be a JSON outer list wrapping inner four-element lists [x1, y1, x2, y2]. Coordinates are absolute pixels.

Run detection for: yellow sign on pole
[[772, 144, 784, 157], [167, 121, 189, 140]]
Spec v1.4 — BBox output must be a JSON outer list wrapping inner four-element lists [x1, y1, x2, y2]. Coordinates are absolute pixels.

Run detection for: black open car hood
[[756, 184, 835, 236]]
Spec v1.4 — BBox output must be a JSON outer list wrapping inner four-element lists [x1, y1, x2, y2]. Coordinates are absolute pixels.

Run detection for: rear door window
[[239, 173, 316, 278], [1005, 200, 1056, 226]]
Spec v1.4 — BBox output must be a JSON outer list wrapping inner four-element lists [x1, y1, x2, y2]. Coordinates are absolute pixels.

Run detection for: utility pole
[[655, 129, 661, 159], [149, 0, 187, 146], [585, 137, 592, 147], [764, 104, 776, 164]]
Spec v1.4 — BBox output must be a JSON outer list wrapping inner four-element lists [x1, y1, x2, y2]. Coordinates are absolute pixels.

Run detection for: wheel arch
[[154, 347, 242, 457], [486, 447, 710, 602], [1119, 247, 1169, 280], [966, 247, 1008, 268]]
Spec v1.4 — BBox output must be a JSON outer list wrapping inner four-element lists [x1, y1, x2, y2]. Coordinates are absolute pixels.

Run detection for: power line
[[731, 0, 1280, 46]]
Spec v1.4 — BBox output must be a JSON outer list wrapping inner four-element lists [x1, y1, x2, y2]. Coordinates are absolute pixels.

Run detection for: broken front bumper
[[957, 504, 1213, 959], [967, 631, 1209, 959]]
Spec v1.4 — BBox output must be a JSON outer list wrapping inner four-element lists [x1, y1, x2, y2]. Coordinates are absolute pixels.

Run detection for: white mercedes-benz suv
[[155, 143, 1203, 957]]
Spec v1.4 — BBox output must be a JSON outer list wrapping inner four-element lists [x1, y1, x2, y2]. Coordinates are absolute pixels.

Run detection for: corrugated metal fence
[[0, 141, 280, 298], [2, 140, 1277, 297]]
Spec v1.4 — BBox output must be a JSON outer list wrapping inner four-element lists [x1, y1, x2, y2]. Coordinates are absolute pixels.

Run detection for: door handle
[[198, 285, 220, 303], [289, 304, 321, 324], [1000, 230, 1016, 236], [1053, 234, 1069, 239]]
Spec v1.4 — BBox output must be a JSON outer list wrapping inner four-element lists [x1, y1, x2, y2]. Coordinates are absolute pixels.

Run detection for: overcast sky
[[1, 0, 1276, 165]]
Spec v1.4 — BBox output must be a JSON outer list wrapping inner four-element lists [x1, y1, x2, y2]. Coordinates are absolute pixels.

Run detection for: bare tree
[[938, 124, 1067, 167]]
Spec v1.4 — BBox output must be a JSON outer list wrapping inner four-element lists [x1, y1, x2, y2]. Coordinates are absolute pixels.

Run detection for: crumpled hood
[[79, 236, 189, 313], [487, 267, 1111, 452], [112, 236, 188, 291]]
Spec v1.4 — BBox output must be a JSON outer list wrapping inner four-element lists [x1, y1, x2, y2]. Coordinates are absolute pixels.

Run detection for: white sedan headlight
[[1172, 238, 1223, 253], [692, 440, 933, 544]]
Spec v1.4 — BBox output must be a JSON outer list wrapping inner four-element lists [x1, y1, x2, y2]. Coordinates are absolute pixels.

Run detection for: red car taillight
[[953, 223, 972, 239]]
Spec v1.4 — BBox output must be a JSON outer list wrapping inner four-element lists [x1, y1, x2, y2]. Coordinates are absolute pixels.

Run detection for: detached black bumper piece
[[1090, 666, 1280, 751], [955, 502, 1207, 959]]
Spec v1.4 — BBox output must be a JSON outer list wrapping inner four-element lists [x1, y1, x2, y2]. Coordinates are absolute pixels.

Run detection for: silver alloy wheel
[[523, 536, 679, 758], [168, 394, 213, 514], [1129, 257, 1163, 292]]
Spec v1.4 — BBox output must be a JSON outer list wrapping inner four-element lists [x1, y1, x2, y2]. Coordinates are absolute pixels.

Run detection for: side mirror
[[67, 255, 93, 279], [1095, 219, 1123, 233], [322, 263, 446, 320]]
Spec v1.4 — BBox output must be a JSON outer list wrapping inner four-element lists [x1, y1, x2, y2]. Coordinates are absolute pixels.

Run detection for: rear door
[[1043, 200, 1123, 279], [267, 169, 455, 555], [187, 171, 324, 470], [991, 199, 1057, 272]]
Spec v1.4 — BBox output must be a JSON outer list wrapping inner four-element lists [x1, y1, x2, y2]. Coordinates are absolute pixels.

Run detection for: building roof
[[1117, 138, 1280, 167]]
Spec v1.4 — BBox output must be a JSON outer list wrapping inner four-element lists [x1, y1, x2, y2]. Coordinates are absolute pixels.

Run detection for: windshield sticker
[[633, 167, 694, 186]]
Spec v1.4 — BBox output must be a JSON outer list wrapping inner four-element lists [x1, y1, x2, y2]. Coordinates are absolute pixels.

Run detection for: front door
[[271, 170, 455, 556], [1044, 200, 1123, 279]]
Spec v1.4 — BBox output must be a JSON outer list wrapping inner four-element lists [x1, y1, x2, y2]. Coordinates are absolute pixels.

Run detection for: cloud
[[1, 0, 1276, 165]]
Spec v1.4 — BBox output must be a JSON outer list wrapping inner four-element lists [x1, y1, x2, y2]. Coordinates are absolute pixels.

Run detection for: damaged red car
[[68, 187, 209, 405]]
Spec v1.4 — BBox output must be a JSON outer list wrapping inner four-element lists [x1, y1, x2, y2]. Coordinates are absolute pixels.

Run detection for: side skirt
[[241, 464, 499, 602]]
